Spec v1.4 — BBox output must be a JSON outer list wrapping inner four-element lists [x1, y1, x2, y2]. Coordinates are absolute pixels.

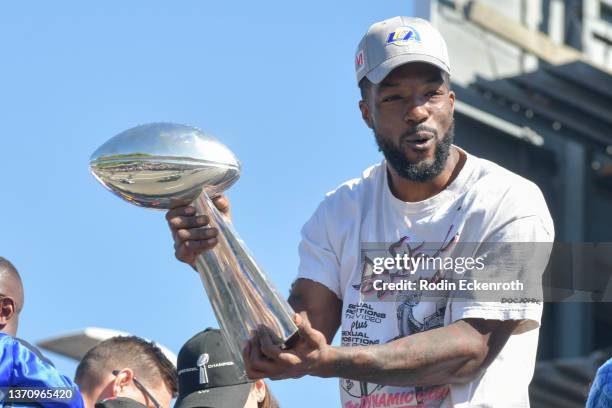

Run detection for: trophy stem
[[191, 191, 299, 375]]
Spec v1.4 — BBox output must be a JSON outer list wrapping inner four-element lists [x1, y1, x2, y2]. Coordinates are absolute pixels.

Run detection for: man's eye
[[426, 91, 442, 98], [381, 95, 401, 103]]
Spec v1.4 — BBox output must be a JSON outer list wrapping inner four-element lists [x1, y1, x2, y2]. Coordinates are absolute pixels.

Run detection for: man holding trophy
[[163, 16, 553, 408]]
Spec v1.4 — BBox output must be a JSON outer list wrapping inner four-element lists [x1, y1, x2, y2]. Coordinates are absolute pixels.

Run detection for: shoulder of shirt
[[0, 332, 12, 347], [306, 162, 382, 224], [0, 332, 16, 349], [15, 336, 56, 367], [323, 162, 382, 201], [468, 154, 554, 235], [470, 155, 546, 202], [5, 334, 81, 393], [0, 333, 56, 367]]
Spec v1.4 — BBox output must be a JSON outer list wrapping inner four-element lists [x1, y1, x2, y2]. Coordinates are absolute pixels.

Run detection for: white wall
[[430, 0, 542, 85]]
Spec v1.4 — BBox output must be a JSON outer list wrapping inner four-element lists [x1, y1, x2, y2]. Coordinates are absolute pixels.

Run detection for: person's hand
[[165, 195, 231, 266], [242, 313, 331, 380]]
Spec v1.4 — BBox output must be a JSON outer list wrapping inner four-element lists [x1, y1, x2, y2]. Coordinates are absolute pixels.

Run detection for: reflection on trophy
[[89, 123, 298, 375]]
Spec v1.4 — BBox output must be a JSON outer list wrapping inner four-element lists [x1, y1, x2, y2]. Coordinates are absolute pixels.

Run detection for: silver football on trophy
[[90, 123, 240, 208], [90, 123, 299, 377]]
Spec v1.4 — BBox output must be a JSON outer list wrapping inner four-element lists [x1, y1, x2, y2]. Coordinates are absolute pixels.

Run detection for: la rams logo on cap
[[386, 26, 421, 45]]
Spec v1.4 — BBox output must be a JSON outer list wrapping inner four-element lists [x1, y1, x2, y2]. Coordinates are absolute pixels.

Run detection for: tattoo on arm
[[320, 319, 517, 387]]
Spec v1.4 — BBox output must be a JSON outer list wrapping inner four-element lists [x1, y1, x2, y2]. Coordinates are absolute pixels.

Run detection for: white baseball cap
[[355, 16, 451, 85]]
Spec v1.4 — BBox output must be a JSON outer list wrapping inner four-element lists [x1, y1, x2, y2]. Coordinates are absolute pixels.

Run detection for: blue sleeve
[[0, 335, 16, 386], [0, 335, 85, 408], [587, 357, 612, 408]]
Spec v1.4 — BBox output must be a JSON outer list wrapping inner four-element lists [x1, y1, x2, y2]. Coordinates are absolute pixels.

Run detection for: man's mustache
[[401, 125, 438, 140]]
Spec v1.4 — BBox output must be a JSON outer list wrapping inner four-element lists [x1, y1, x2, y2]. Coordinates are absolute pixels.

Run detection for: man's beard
[[375, 121, 455, 182]]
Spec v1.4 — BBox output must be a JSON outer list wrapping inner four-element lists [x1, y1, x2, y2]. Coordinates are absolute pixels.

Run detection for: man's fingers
[[242, 328, 307, 381], [165, 205, 196, 221], [245, 367, 267, 380], [294, 313, 319, 346], [257, 327, 301, 367], [174, 244, 193, 264], [294, 313, 310, 332], [184, 239, 218, 251], [258, 327, 282, 360], [247, 331, 279, 375], [174, 240, 217, 263], [249, 332, 262, 361], [258, 325, 284, 345], [212, 195, 230, 215], [168, 215, 210, 230], [167, 206, 221, 267], [243, 339, 267, 379], [176, 227, 218, 241], [249, 354, 278, 375]]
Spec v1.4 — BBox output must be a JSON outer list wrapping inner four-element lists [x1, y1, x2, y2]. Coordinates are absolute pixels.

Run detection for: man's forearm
[[288, 278, 342, 344], [314, 320, 487, 387]]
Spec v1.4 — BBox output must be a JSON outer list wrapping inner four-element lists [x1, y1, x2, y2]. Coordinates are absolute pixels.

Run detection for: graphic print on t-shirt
[[392, 234, 456, 407], [340, 226, 459, 407]]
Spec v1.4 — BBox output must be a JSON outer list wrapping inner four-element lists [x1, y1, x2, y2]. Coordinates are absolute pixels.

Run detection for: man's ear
[[448, 90, 455, 115], [0, 297, 16, 325], [359, 100, 374, 129], [112, 369, 134, 397]]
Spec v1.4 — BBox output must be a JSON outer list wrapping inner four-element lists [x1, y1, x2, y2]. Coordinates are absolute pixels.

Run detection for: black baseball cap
[[175, 328, 254, 408]]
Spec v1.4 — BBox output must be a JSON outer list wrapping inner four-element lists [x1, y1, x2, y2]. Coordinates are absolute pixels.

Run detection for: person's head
[[175, 328, 278, 408], [0, 257, 24, 337], [356, 16, 456, 183], [75, 336, 178, 408]]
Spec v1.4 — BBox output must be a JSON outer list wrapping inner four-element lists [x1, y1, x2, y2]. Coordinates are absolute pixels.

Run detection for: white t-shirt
[[296, 148, 554, 408]]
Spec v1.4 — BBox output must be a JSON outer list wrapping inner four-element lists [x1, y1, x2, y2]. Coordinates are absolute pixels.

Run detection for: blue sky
[[0, 1, 415, 406]]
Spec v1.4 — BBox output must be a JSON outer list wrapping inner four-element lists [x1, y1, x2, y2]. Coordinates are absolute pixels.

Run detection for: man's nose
[[403, 102, 429, 125]]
